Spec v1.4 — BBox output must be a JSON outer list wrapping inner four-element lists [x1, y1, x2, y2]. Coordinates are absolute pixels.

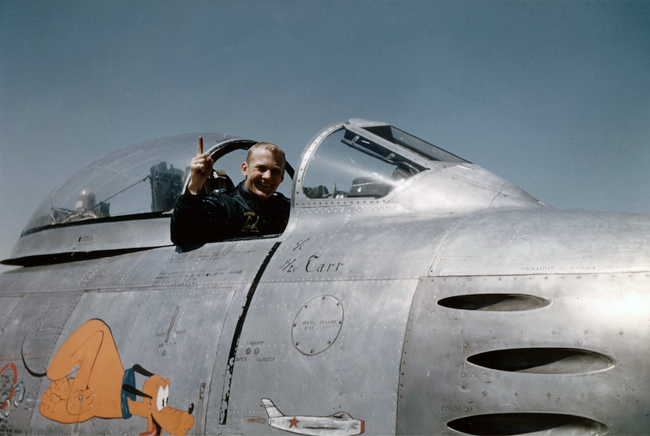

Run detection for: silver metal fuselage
[[1, 120, 648, 435]]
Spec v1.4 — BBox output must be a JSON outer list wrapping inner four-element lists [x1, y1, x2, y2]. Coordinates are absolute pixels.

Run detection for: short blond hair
[[247, 142, 286, 169]]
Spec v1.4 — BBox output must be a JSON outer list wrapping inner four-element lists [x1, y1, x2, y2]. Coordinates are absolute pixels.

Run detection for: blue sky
[[1, 0, 649, 270]]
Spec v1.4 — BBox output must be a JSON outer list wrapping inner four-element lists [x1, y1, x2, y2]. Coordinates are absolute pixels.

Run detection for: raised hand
[[187, 136, 214, 195]]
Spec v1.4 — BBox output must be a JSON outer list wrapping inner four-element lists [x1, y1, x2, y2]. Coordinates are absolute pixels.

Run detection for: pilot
[[170, 139, 290, 246]]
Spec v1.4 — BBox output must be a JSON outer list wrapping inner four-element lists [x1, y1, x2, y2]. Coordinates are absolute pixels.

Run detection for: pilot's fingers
[[197, 136, 203, 156], [190, 155, 213, 174]]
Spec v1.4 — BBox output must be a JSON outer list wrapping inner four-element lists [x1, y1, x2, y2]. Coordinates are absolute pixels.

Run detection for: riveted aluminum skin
[[1, 119, 648, 436]]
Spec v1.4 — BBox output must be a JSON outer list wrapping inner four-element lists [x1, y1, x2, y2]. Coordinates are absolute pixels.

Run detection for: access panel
[[205, 278, 419, 436]]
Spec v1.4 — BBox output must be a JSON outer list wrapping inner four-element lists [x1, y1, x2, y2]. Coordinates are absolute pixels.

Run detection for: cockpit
[[6, 119, 540, 266], [22, 121, 468, 236]]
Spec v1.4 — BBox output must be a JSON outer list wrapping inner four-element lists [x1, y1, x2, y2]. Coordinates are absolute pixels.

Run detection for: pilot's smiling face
[[241, 148, 285, 201]]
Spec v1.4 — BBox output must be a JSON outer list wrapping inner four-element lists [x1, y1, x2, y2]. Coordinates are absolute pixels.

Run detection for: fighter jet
[[0, 119, 648, 435]]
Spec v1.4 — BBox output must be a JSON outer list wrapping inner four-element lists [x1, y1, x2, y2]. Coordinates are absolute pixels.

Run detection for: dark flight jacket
[[171, 182, 290, 246]]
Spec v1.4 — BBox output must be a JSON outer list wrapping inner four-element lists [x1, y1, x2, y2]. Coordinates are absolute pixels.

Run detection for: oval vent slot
[[467, 348, 615, 375], [447, 413, 608, 436], [438, 294, 549, 311]]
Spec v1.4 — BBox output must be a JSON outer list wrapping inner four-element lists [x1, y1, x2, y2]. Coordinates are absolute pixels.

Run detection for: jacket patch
[[242, 212, 260, 232]]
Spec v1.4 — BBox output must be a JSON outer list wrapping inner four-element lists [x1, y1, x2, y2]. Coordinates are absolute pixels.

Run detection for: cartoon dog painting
[[24, 319, 194, 436]]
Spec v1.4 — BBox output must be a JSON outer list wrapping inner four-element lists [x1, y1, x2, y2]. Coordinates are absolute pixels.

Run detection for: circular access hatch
[[292, 295, 343, 356]]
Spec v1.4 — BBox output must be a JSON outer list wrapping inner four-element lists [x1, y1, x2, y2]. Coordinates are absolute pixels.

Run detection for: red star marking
[[290, 417, 299, 428]]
